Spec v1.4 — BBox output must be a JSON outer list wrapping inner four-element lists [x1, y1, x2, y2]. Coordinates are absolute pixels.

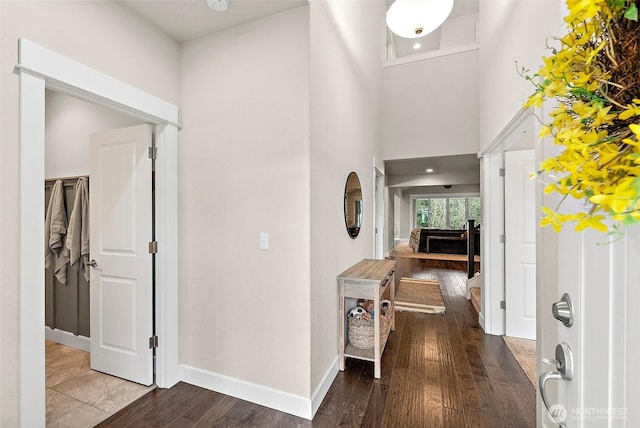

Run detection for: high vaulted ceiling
[[120, 0, 307, 42], [122, 0, 479, 54], [119, 0, 481, 186]]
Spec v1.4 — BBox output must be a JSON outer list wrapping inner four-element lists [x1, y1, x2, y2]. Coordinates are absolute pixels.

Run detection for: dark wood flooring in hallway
[[97, 257, 535, 427]]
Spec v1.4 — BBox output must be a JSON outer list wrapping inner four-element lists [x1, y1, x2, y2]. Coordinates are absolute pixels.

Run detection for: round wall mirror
[[344, 172, 363, 238]]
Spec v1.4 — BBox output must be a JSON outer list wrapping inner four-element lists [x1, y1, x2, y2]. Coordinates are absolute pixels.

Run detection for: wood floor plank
[[438, 353, 463, 411], [193, 394, 239, 427], [442, 407, 466, 428], [456, 372, 485, 428], [359, 382, 389, 428], [100, 261, 535, 428], [422, 359, 444, 426]]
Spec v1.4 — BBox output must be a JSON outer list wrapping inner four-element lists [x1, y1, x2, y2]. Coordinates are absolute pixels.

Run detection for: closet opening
[[44, 90, 157, 425], [18, 38, 179, 426]]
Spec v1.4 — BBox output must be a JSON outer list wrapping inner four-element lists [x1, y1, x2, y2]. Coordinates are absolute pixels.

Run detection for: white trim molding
[[180, 357, 338, 420], [311, 357, 339, 418], [44, 327, 90, 352], [383, 42, 479, 68], [17, 37, 180, 426], [479, 107, 537, 336], [180, 365, 314, 420], [17, 38, 179, 127]]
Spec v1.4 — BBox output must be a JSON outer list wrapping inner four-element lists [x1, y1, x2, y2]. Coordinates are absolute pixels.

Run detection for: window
[[414, 196, 480, 229]]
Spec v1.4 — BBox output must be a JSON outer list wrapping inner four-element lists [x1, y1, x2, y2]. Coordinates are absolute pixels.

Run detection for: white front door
[[505, 149, 536, 339], [89, 124, 154, 385], [537, 152, 640, 426]]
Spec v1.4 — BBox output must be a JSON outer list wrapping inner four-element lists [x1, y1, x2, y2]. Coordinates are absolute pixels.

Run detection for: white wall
[[0, 2, 179, 425], [45, 90, 141, 178], [479, 0, 563, 150], [179, 6, 311, 398], [399, 192, 411, 239], [383, 49, 479, 160], [309, 0, 385, 392], [440, 12, 478, 49], [0, 5, 3, 425]]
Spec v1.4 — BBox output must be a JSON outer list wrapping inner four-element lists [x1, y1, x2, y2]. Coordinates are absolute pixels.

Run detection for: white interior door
[[505, 149, 536, 339], [89, 124, 153, 385]]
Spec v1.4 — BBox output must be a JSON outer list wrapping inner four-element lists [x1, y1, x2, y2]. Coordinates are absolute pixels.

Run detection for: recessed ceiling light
[[425, 168, 434, 173], [413, 42, 422, 50]]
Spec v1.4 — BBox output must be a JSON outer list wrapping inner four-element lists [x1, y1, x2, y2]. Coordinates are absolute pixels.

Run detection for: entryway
[[43, 91, 157, 425], [480, 108, 537, 339], [95, 258, 536, 427], [17, 38, 180, 426]]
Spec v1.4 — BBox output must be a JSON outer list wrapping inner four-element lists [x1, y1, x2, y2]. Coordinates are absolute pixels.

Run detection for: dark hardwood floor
[[97, 257, 535, 427]]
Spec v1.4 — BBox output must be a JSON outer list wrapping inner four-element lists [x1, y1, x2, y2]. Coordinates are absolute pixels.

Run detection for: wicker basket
[[348, 304, 393, 350]]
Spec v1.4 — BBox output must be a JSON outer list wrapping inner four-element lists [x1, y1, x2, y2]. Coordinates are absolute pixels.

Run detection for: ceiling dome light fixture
[[386, 0, 454, 39]]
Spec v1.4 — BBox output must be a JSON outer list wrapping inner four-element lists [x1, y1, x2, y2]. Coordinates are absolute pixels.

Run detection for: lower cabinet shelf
[[337, 259, 397, 379], [344, 343, 375, 361]]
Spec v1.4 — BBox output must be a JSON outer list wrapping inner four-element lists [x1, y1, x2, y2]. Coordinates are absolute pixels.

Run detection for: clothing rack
[[44, 174, 91, 337], [45, 175, 89, 187]]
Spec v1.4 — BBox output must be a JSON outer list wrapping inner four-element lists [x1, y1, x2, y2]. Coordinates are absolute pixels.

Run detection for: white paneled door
[[89, 124, 154, 385], [505, 149, 536, 340]]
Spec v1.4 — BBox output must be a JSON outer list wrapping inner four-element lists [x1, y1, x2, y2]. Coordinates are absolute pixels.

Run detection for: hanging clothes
[[67, 177, 90, 282], [44, 180, 69, 284]]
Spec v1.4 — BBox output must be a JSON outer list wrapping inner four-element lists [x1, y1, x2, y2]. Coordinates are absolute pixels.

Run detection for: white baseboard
[[180, 364, 313, 420], [311, 356, 338, 417], [478, 312, 486, 332], [45, 326, 90, 352]]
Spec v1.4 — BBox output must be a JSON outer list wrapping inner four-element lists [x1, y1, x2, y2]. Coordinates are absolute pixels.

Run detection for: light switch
[[259, 232, 269, 250]]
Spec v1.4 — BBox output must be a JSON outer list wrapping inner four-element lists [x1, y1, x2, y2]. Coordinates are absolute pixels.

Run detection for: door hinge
[[148, 146, 158, 159], [149, 335, 159, 349], [499, 168, 505, 177], [500, 300, 506, 310], [149, 241, 159, 254], [499, 234, 506, 244]]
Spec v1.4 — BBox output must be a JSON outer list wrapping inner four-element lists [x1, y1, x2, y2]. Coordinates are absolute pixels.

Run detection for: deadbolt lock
[[552, 293, 574, 327]]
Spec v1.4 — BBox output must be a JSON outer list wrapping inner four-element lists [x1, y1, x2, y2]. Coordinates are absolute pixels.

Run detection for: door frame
[[373, 167, 385, 259], [478, 107, 537, 335], [17, 38, 180, 426]]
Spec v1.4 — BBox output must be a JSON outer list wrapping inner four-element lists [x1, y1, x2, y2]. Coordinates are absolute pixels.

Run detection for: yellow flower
[[540, 207, 566, 232], [575, 214, 608, 232], [523, 0, 640, 234]]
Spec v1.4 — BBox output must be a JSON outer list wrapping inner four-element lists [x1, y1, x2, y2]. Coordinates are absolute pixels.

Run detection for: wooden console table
[[426, 234, 465, 253], [337, 259, 396, 379]]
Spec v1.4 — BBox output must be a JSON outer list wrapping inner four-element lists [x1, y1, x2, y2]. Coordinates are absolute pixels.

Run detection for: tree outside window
[[449, 198, 466, 229], [429, 199, 446, 229], [414, 196, 481, 229], [467, 197, 481, 224], [416, 199, 430, 228]]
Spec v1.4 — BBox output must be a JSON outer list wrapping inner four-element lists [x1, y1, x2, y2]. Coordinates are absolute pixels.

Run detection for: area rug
[[503, 336, 536, 389], [394, 277, 446, 314]]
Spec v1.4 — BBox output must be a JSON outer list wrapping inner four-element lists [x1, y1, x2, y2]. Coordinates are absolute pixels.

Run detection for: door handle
[[552, 293, 574, 327], [88, 259, 98, 268], [539, 343, 573, 427]]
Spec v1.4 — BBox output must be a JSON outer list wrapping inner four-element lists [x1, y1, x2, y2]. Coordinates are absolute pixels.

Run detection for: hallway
[[98, 258, 535, 427]]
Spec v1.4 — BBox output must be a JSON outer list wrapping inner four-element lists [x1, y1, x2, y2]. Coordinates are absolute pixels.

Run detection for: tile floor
[[46, 340, 154, 427]]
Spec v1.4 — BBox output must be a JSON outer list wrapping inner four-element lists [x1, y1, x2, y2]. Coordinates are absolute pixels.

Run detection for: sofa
[[410, 227, 480, 255]]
